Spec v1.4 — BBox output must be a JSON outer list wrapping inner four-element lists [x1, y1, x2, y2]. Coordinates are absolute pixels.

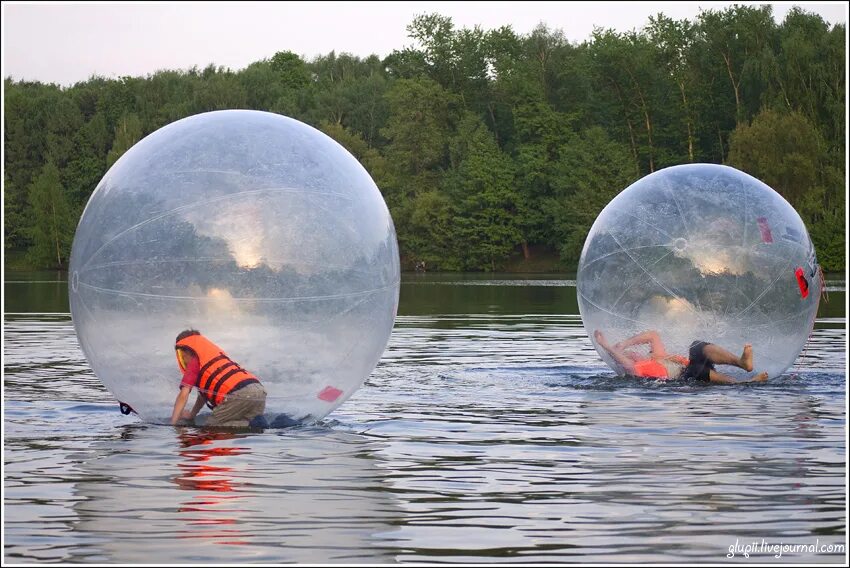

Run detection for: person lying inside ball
[[593, 330, 768, 384], [170, 329, 267, 427]]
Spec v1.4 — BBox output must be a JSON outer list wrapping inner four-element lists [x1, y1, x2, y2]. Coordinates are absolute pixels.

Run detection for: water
[[4, 272, 846, 563]]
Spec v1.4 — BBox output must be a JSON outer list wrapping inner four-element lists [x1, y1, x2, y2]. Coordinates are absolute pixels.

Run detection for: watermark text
[[727, 538, 844, 559]]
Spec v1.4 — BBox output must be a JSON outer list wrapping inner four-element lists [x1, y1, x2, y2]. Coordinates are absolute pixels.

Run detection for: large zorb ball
[[69, 110, 400, 423], [577, 164, 821, 379]]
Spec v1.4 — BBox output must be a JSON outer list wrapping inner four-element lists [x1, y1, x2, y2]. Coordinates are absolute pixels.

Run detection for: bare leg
[[615, 330, 667, 357], [708, 369, 736, 384], [709, 369, 768, 384], [704, 343, 766, 383], [703, 343, 753, 371], [594, 330, 636, 374]]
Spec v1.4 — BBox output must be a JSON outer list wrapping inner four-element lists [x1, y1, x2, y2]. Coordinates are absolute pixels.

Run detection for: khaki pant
[[205, 383, 267, 428]]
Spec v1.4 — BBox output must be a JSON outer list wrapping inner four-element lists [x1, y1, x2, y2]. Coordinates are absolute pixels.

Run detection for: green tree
[[64, 112, 110, 207], [442, 113, 520, 270], [646, 14, 698, 162], [134, 70, 194, 129], [1, 6, 844, 272], [106, 113, 143, 169], [4, 174, 27, 251], [381, 76, 458, 198], [549, 127, 635, 262], [588, 29, 643, 176], [696, 5, 777, 125], [308, 52, 390, 145], [4, 81, 46, 186], [188, 65, 248, 114], [45, 95, 84, 169], [26, 162, 76, 268], [406, 190, 455, 269], [775, 10, 845, 151], [318, 120, 395, 194], [512, 101, 575, 257], [270, 51, 311, 89], [727, 108, 821, 207], [96, 76, 142, 130], [268, 51, 311, 116], [239, 60, 285, 110], [403, 14, 508, 136]]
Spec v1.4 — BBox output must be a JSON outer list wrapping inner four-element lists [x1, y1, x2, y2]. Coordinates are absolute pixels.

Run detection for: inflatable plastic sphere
[[69, 110, 400, 424], [577, 164, 820, 379]]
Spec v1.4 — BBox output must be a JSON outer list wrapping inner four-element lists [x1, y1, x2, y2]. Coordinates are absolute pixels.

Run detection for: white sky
[[2, 1, 848, 87]]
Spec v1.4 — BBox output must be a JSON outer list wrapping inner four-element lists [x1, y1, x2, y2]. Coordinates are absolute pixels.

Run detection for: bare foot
[[752, 371, 768, 382], [740, 344, 754, 372], [593, 330, 607, 348]]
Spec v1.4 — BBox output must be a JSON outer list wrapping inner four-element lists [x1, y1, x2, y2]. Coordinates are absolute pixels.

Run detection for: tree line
[[4, 5, 845, 271]]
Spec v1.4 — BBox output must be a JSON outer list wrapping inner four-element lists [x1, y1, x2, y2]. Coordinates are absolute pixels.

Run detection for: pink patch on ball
[[757, 217, 774, 243], [318, 386, 343, 402]]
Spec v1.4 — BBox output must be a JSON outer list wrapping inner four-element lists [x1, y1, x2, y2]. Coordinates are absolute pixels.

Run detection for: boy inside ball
[[170, 329, 267, 427], [593, 330, 769, 384]]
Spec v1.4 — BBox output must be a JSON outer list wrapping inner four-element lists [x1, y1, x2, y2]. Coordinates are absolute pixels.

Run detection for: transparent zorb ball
[[70, 110, 400, 423]]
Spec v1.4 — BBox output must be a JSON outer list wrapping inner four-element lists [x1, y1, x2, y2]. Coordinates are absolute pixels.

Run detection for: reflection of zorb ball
[[577, 164, 821, 379], [69, 110, 400, 423]]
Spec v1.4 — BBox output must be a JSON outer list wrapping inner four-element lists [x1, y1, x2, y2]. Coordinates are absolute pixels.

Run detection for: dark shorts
[[682, 341, 714, 382]]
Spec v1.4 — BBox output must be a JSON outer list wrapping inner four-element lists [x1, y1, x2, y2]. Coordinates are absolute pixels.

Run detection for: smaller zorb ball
[[577, 164, 821, 379], [69, 110, 400, 423]]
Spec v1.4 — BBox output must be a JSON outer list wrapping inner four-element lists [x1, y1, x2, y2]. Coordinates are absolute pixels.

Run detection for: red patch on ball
[[318, 386, 343, 402]]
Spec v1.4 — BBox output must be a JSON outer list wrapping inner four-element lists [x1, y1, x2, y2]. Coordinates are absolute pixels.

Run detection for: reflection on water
[[173, 430, 249, 547], [3, 274, 846, 562], [63, 426, 398, 563]]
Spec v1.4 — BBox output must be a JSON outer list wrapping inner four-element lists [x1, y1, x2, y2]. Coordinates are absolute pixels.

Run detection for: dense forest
[[4, 5, 846, 271]]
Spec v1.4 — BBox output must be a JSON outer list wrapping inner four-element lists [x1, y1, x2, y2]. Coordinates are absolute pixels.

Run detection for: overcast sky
[[2, 1, 847, 87]]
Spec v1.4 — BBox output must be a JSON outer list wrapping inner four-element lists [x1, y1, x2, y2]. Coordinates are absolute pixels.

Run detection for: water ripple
[[3, 312, 846, 563]]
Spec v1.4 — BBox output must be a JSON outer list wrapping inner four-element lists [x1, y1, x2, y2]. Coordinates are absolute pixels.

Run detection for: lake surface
[[4, 272, 847, 563]]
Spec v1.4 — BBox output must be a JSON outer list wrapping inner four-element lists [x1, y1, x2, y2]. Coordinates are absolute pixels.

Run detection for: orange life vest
[[633, 356, 690, 379], [633, 359, 669, 378], [175, 334, 260, 407]]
